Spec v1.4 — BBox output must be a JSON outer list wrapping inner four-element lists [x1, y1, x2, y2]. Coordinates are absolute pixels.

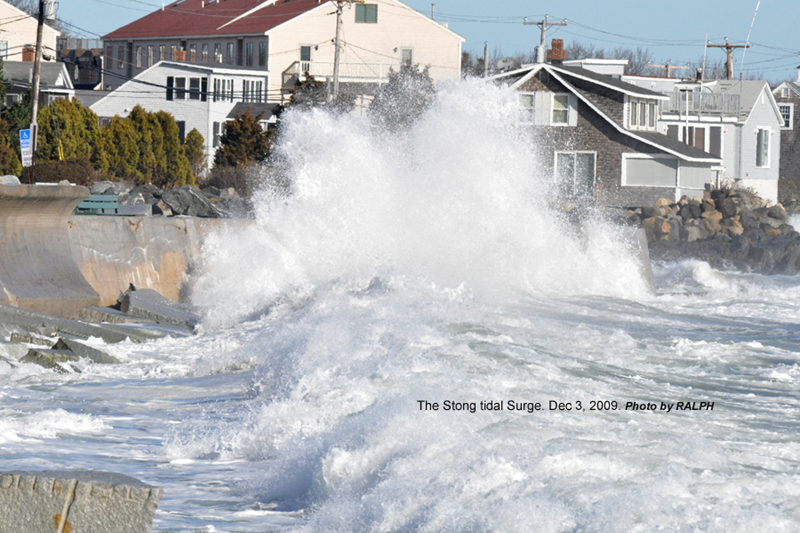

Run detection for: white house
[[91, 61, 272, 168], [3, 61, 74, 107], [0, 0, 59, 62], [624, 75, 783, 202], [102, 0, 464, 104]]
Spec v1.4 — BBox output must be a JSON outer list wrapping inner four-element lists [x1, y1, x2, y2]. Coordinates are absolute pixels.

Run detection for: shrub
[[32, 158, 98, 185]]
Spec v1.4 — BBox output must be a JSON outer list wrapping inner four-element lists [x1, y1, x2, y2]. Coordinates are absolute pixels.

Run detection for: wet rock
[[9, 332, 55, 347], [19, 348, 78, 373], [53, 337, 121, 365]]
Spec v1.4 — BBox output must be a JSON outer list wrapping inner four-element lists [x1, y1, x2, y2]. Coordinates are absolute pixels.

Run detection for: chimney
[[22, 45, 35, 62], [546, 39, 567, 64], [796, 65, 800, 83], [696, 68, 703, 82]]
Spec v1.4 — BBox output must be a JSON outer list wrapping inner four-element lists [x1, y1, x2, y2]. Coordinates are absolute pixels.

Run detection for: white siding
[[739, 87, 781, 183], [0, 2, 59, 62], [91, 62, 269, 167]]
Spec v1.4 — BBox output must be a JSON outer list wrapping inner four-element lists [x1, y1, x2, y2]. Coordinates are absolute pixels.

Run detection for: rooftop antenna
[[739, 0, 761, 81], [431, 3, 434, 20], [701, 33, 708, 87]]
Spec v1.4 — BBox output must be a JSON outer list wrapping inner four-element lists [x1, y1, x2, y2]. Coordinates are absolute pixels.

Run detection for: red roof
[[103, 0, 326, 39]]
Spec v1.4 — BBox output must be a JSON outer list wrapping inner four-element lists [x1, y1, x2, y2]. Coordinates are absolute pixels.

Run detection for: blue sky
[[63, 0, 799, 82]]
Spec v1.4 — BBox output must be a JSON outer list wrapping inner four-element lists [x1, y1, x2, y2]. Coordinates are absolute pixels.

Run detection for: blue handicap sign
[[20, 129, 31, 150]]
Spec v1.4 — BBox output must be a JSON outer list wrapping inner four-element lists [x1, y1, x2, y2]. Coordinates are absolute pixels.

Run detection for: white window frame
[[551, 93, 570, 126], [621, 153, 679, 188], [755, 127, 771, 168], [779, 103, 793, 130], [518, 92, 535, 124], [629, 98, 657, 131], [554, 151, 596, 196]]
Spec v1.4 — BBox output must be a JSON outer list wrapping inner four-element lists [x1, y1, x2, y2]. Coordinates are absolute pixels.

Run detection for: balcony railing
[[659, 91, 741, 117], [284, 60, 400, 83]]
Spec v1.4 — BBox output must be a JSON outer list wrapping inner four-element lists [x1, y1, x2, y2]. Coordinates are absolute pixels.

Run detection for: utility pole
[[708, 39, 749, 81], [523, 15, 567, 63], [28, 0, 46, 183], [483, 41, 489, 77], [647, 60, 690, 78], [331, 0, 345, 101]]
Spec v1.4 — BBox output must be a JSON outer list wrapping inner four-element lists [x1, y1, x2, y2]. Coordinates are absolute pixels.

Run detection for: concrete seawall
[[0, 184, 246, 318], [0, 184, 100, 317]]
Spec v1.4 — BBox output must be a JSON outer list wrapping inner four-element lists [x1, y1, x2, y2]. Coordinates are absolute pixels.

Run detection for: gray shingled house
[[772, 71, 800, 201], [492, 60, 722, 207]]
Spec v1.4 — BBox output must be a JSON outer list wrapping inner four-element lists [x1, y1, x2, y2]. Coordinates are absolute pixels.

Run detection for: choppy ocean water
[[2, 81, 799, 532]]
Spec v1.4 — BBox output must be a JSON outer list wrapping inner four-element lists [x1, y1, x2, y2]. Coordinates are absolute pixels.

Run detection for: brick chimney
[[22, 45, 35, 62], [547, 39, 568, 63]]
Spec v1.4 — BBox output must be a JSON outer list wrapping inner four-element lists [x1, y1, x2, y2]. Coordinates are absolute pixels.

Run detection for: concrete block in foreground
[[0, 470, 163, 533]]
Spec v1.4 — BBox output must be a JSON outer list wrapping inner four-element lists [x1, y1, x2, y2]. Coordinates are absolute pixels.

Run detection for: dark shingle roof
[[633, 132, 721, 162], [551, 65, 668, 99]]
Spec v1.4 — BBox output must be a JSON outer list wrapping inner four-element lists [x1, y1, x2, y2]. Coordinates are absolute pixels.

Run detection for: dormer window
[[629, 99, 656, 131]]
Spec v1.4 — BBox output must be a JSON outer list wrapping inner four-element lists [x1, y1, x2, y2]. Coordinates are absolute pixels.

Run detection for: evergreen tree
[[369, 64, 436, 130], [154, 111, 192, 187], [0, 117, 22, 176], [128, 106, 157, 184], [103, 116, 140, 180], [213, 111, 270, 168], [183, 128, 206, 180]]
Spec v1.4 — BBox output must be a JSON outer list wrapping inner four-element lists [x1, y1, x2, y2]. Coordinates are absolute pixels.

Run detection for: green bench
[[75, 194, 120, 215]]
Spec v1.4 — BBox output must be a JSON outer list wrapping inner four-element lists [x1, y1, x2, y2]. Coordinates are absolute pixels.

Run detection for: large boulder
[[89, 180, 132, 196], [119, 183, 162, 206], [161, 185, 223, 217]]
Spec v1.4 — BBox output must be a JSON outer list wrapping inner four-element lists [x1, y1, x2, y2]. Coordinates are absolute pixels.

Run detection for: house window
[[781, 87, 789, 98], [355, 3, 377, 23], [623, 155, 678, 187], [175, 77, 186, 99], [629, 99, 656, 130], [243, 80, 249, 102], [246, 42, 253, 66], [117, 46, 124, 68], [779, 104, 793, 129], [190, 44, 196, 62], [189, 77, 200, 100], [135, 46, 142, 68], [147, 45, 153, 67], [226, 42, 234, 64], [300, 46, 311, 62], [202, 44, 208, 62], [213, 79, 219, 102], [258, 41, 267, 67], [556, 152, 595, 197], [255, 80, 263, 102], [214, 44, 222, 63], [201, 78, 208, 102], [166, 76, 174, 100], [0, 41, 8, 60], [402, 49, 413, 66], [170, 45, 177, 60], [177, 121, 186, 144], [159, 45, 165, 61], [213, 122, 220, 147], [518, 93, 535, 124], [756, 128, 770, 167], [74, 65, 79, 81], [107, 46, 113, 65], [552, 94, 569, 125]]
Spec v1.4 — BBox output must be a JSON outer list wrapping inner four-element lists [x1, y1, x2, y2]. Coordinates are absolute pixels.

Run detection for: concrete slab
[[120, 289, 200, 330], [0, 470, 162, 533]]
